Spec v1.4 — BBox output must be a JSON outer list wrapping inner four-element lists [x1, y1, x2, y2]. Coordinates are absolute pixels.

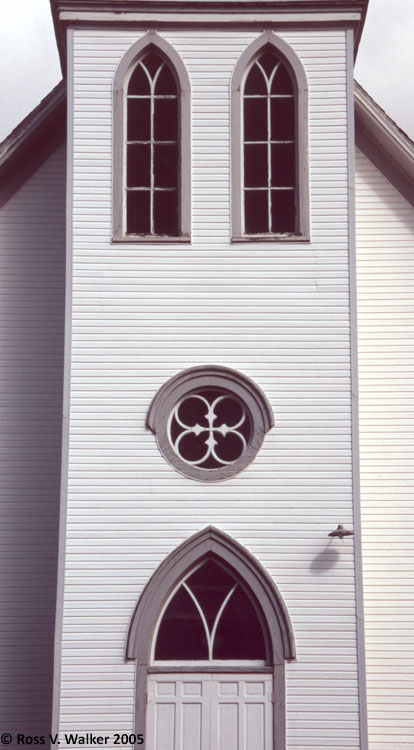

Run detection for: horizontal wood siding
[[57, 28, 361, 747], [355, 148, 414, 750], [0, 145, 66, 741]]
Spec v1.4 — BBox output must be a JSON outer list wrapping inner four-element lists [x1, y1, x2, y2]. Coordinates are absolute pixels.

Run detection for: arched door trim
[[127, 525, 295, 663], [126, 526, 295, 750]]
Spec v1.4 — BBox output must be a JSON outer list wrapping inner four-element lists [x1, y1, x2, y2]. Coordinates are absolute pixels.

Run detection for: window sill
[[112, 234, 191, 244], [148, 665, 273, 673], [232, 233, 310, 243]]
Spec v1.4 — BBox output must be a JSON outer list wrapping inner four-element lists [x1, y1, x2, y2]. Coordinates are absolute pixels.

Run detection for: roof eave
[[1, 77, 413, 211], [355, 81, 414, 207], [0, 80, 67, 209]]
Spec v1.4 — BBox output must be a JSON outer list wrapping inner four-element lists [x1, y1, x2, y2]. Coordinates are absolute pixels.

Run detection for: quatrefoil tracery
[[168, 390, 252, 469], [147, 366, 274, 481]]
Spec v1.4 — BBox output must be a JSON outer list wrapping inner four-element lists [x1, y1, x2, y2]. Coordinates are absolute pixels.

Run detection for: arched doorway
[[127, 527, 295, 750]]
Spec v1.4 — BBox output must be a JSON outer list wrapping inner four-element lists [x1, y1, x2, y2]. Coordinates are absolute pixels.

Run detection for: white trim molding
[[346, 32, 369, 750]]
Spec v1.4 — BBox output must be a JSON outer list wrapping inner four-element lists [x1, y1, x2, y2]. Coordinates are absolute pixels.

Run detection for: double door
[[146, 672, 273, 750]]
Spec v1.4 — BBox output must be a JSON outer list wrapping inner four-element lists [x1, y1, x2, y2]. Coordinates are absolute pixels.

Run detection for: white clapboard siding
[[355, 147, 414, 750], [55, 27, 361, 747], [0, 145, 66, 739]]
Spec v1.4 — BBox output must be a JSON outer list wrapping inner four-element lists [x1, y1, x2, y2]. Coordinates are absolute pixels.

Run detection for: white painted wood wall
[[355, 147, 414, 750], [0, 145, 66, 742], [55, 26, 362, 748]]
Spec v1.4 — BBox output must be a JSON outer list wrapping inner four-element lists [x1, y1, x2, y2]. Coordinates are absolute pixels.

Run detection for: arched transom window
[[154, 559, 268, 662], [243, 50, 296, 236], [126, 51, 179, 236]]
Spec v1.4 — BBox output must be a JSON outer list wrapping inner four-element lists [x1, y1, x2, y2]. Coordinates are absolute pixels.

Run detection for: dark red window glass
[[243, 51, 296, 235], [126, 52, 179, 236], [154, 561, 268, 661], [155, 586, 208, 660]]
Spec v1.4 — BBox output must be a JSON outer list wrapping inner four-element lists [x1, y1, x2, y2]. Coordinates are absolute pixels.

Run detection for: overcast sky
[[1, 0, 413, 142]]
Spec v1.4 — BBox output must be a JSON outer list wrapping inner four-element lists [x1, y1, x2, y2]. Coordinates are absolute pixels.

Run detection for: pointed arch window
[[243, 51, 296, 235], [126, 52, 179, 236], [127, 527, 295, 750], [154, 559, 268, 662], [232, 33, 309, 242], [113, 34, 191, 242]]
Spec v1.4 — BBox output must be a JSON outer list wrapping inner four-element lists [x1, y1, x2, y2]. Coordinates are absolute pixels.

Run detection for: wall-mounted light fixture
[[328, 524, 354, 539]]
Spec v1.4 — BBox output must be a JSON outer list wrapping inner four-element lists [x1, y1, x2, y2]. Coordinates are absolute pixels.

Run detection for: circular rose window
[[168, 389, 252, 470], [147, 366, 274, 482]]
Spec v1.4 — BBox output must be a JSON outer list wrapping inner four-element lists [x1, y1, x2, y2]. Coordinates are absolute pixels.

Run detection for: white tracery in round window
[[147, 366, 274, 482], [168, 389, 252, 470]]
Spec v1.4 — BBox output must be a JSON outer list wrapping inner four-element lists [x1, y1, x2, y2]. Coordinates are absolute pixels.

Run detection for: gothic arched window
[[154, 559, 268, 662], [126, 52, 179, 236], [243, 51, 296, 235], [232, 33, 309, 242], [113, 34, 191, 242], [127, 527, 296, 750]]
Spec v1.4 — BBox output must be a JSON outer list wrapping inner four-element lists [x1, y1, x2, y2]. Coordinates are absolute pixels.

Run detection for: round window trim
[[147, 366, 274, 482]]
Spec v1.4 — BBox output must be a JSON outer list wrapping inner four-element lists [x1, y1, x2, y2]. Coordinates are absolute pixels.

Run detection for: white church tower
[[50, 1, 369, 747]]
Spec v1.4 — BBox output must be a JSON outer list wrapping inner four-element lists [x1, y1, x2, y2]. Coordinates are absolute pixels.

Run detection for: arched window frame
[[113, 32, 191, 242], [127, 526, 296, 750], [231, 32, 309, 242]]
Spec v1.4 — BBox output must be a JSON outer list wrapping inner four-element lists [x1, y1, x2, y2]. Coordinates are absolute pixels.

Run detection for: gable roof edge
[[0, 81, 66, 209], [354, 80, 414, 206], [1, 78, 413, 209]]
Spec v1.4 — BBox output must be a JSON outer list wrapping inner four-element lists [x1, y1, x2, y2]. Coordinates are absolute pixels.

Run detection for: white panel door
[[210, 676, 273, 750], [147, 674, 211, 750], [146, 673, 273, 750]]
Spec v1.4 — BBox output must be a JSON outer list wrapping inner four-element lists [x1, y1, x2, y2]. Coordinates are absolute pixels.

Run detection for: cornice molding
[[355, 81, 414, 207], [52, 0, 368, 9], [50, 0, 368, 73]]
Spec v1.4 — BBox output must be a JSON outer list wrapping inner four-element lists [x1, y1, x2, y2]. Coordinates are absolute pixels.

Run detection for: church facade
[[0, 2, 413, 749]]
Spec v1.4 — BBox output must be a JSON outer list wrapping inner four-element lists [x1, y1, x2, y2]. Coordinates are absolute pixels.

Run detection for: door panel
[[147, 675, 210, 750], [154, 703, 175, 750], [211, 677, 272, 750], [146, 674, 272, 750]]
